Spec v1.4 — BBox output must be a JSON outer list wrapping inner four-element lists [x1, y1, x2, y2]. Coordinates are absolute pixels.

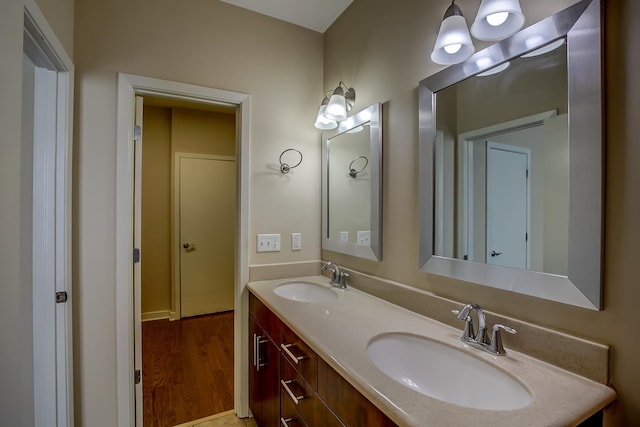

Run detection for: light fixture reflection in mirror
[[419, 0, 603, 310], [322, 103, 382, 261]]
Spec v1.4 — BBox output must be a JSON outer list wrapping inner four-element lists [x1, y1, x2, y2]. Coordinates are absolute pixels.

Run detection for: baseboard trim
[[141, 310, 171, 322]]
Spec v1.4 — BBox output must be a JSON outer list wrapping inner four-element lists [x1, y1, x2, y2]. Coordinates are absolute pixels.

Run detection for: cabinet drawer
[[250, 292, 282, 343], [281, 324, 318, 389], [281, 357, 344, 427], [318, 358, 396, 427], [280, 389, 308, 427]]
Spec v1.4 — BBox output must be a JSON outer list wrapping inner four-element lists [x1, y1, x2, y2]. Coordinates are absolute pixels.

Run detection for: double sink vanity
[[248, 274, 615, 426]]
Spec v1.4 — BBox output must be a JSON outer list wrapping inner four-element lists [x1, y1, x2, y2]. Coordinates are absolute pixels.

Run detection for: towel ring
[[349, 155, 369, 178], [279, 148, 303, 174]]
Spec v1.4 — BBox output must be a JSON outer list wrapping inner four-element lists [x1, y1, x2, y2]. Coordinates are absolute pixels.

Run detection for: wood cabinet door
[[249, 315, 280, 427]]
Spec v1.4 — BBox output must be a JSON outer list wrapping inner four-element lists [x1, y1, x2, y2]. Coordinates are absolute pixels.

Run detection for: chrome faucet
[[321, 261, 349, 289], [452, 303, 516, 356]]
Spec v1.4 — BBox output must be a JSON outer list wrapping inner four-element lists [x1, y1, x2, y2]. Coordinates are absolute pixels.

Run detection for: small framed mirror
[[419, 0, 603, 309], [322, 103, 382, 261]]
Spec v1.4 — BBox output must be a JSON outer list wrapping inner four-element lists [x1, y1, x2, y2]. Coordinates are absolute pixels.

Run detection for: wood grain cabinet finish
[[249, 292, 396, 427], [249, 315, 280, 427]]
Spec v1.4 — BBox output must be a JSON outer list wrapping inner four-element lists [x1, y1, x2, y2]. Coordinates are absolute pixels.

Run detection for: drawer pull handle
[[280, 417, 296, 427], [281, 343, 305, 365], [281, 379, 305, 405]]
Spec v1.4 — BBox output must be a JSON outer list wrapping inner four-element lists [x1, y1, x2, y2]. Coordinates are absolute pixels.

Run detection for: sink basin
[[367, 332, 531, 410], [274, 281, 340, 303]]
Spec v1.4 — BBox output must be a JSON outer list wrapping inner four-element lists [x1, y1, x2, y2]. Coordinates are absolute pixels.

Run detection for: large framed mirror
[[419, 0, 603, 309], [323, 103, 382, 260]]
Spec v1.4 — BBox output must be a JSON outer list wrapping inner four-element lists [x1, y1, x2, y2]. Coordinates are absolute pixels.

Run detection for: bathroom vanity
[[248, 276, 615, 427]]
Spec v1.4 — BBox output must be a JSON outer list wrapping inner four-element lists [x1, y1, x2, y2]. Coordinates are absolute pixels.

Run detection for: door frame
[[173, 153, 237, 319], [23, 1, 75, 425], [116, 74, 251, 426], [457, 110, 556, 263]]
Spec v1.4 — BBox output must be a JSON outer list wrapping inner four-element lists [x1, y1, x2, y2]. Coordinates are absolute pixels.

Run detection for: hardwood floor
[[143, 311, 234, 427]]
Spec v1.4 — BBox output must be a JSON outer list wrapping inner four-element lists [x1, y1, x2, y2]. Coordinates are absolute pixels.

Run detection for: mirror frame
[[322, 103, 382, 261], [418, 0, 603, 309]]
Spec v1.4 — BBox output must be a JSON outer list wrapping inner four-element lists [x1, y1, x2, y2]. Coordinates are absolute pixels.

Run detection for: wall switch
[[357, 230, 371, 246], [340, 231, 349, 242], [257, 234, 280, 252], [291, 233, 302, 251]]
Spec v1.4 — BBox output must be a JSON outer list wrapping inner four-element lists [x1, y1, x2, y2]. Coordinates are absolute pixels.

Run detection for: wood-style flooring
[[143, 311, 234, 427]]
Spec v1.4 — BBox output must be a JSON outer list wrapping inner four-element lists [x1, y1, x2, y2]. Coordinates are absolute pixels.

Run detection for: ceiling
[[218, 0, 353, 33]]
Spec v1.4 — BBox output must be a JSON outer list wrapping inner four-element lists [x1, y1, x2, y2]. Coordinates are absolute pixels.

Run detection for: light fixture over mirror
[[431, 0, 525, 65], [314, 82, 356, 129], [419, 0, 603, 310], [431, 1, 475, 65], [471, 0, 525, 41]]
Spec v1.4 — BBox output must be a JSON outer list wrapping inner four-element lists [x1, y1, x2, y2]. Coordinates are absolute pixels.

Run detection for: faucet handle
[[452, 310, 475, 341], [489, 324, 517, 356]]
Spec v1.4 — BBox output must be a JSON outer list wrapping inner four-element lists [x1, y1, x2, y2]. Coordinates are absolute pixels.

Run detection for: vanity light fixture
[[430, 0, 525, 65], [324, 82, 356, 122], [431, 1, 475, 65], [471, 0, 524, 41], [314, 93, 338, 130], [314, 82, 356, 129]]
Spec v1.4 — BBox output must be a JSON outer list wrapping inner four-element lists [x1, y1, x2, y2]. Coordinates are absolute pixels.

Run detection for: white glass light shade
[[324, 90, 348, 122], [314, 104, 338, 130], [431, 15, 475, 65], [471, 0, 524, 41]]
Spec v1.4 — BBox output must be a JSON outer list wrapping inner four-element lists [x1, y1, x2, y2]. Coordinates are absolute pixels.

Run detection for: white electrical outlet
[[291, 232, 302, 251], [357, 230, 371, 246], [257, 234, 281, 252], [340, 231, 349, 242]]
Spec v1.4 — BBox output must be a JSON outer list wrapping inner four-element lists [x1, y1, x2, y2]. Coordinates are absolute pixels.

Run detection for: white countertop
[[248, 276, 616, 427]]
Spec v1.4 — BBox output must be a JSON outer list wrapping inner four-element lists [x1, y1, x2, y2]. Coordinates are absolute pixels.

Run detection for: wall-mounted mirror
[[419, 0, 603, 309], [323, 103, 382, 260]]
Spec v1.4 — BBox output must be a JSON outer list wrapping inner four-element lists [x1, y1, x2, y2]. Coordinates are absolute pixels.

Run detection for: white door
[[179, 155, 236, 317], [486, 142, 529, 269], [23, 9, 74, 426]]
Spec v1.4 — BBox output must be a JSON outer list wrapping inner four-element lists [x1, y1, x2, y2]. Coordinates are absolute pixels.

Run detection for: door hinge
[[134, 125, 142, 142], [55, 291, 68, 304], [133, 248, 140, 264], [525, 232, 528, 242], [526, 169, 529, 179], [134, 369, 141, 385]]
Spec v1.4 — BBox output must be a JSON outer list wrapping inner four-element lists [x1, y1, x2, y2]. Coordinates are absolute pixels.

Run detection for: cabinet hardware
[[254, 334, 269, 371], [281, 379, 305, 405], [281, 343, 305, 365], [280, 417, 296, 427]]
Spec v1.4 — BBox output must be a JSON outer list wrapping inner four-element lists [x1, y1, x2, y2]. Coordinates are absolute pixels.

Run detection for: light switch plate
[[291, 233, 302, 251], [340, 231, 349, 242], [257, 234, 280, 252]]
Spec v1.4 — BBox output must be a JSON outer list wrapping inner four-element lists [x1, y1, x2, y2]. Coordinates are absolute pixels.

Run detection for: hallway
[[142, 312, 234, 427]]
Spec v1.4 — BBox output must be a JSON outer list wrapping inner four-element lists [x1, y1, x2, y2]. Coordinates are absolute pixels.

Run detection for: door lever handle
[[490, 250, 503, 257], [182, 243, 196, 251]]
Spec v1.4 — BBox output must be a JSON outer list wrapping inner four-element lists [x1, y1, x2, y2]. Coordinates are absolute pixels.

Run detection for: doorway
[[115, 74, 251, 427], [139, 98, 237, 425]]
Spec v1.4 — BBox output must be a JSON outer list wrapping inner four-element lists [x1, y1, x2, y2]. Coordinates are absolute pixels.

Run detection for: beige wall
[[141, 106, 172, 315], [141, 105, 237, 316], [324, 0, 640, 424], [0, 0, 73, 424], [73, 0, 323, 423]]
